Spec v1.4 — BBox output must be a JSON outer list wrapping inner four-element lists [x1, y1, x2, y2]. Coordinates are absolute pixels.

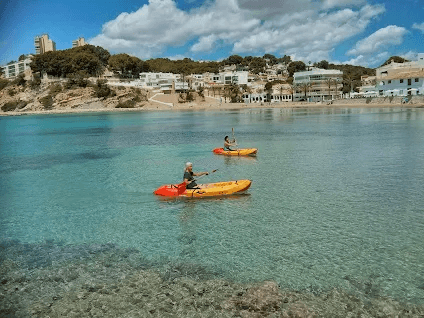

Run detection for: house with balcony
[[293, 68, 343, 102], [137, 72, 188, 93], [203, 71, 248, 87], [375, 54, 424, 96]]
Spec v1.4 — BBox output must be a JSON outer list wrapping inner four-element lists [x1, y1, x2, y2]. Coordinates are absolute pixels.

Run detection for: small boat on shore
[[212, 148, 258, 156], [154, 180, 252, 198]]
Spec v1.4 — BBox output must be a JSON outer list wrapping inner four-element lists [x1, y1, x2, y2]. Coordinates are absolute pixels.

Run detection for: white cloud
[[191, 34, 218, 52], [412, 22, 424, 32], [322, 0, 365, 9], [401, 51, 418, 60], [343, 51, 389, 66], [233, 5, 385, 61], [347, 25, 407, 56], [90, 0, 386, 64]]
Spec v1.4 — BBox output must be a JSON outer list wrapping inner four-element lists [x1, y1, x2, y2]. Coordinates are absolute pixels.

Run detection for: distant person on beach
[[183, 162, 208, 189], [224, 136, 237, 151]]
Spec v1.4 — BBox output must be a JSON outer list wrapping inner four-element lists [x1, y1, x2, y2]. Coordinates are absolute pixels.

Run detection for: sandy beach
[[1, 98, 423, 117]]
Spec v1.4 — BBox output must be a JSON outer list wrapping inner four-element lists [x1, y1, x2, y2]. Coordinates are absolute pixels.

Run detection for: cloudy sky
[[0, 0, 423, 67]]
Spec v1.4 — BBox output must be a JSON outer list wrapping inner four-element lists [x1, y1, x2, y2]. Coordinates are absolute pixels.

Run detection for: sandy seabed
[[1, 239, 424, 318]]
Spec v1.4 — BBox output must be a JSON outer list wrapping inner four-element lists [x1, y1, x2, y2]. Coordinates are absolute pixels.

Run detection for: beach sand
[[1, 98, 423, 117]]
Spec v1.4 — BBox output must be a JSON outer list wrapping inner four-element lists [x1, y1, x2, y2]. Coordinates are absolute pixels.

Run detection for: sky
[[0, 0, 423, 68]]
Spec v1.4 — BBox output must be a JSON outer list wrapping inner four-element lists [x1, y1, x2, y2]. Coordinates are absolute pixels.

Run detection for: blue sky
[[0, 0, 423, 67]]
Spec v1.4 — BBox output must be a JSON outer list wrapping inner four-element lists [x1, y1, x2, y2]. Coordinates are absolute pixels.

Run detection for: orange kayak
[[154, 180, 252, 198], [213, 148, 257, 156]]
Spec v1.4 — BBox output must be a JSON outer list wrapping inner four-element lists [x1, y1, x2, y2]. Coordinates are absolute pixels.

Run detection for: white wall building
[[375, 54, 424, 96], [203, 71, 248, 86], [137, 72, 188, 92], [242, 83, 293, 103], [1, 57, 32, 79], [293, 68, 343, 102]]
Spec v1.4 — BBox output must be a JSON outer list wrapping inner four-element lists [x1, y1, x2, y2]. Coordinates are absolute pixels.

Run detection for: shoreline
[[1, 100, 423, 117]]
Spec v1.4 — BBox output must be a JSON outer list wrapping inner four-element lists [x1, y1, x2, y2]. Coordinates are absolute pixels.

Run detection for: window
[[388, 80, 391, 84], [400, 79, 403, 83], [415, 78, 419, 82]]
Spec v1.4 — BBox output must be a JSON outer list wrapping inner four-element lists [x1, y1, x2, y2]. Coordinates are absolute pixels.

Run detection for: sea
[[1, 107, 424, 314]]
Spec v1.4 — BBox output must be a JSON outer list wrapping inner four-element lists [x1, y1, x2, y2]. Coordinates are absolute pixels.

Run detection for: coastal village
[[1, 33, 424, 114]]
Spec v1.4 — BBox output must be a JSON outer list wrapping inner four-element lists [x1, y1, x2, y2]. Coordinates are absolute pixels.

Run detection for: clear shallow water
[[1, 108, 424, 303]]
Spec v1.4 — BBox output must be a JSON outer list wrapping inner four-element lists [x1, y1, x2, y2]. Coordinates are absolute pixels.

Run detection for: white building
[[293, 68, 343, 102], [375, 54, 424, 96], [137, 72, 188, 92], [1, 57, 32, 79], [203, 71, 248, 86], [242, 83, 293, 103]]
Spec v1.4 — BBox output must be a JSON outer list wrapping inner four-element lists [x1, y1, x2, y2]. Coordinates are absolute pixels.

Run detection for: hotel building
[[293, 68, 343, 102]]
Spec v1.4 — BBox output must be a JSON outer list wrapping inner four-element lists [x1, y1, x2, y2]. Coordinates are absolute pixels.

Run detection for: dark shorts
[[186, 182, 198, 189]]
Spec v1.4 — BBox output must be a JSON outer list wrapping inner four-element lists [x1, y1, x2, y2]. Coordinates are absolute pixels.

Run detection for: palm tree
[[300, 82, 311, 101], [325, 78, 334, 101], [342, 74, 358, 98]]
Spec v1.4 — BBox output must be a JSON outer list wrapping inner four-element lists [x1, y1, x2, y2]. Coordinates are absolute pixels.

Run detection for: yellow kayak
[[154, 180, 252, 198], [213, 148, 257, 156]]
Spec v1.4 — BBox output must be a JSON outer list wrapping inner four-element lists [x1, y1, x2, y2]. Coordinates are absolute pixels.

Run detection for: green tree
[[265, 82, 273, 102], [316, 60, 329, 69], [249, 57, 266, 74], [227, 55, 243, 65], [263, 54, 277, 65], [287, 61, 306, 77], [279, 55, 292, 65]]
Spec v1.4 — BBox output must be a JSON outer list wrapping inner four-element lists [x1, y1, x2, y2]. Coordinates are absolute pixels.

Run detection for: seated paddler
[[183, 162, 208, 189], [224, 136, 237, 151]]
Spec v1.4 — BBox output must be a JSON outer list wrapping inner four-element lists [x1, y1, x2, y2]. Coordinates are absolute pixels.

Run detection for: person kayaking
[[183, 162, 208, 189], [224, 136, 237, 151]]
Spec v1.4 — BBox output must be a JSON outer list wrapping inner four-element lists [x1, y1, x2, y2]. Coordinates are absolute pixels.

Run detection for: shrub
[[366, 97, 372, 104], [1, 101, 18, 112], [16, 100, 28, 109], [28, 74, 41, 90], [133, 95, 141, 103], [115, 100, 136, 108], [64, 72, 89, 89], [117, 86, 125, 90], [39, 95, 54, 109], [92, 79, 115, 98], [12, 74, 26, 86], [186, 91, 194, 102], [8, 88, 16, 96], [134, 88, 141, 94], [0, 78, 10, 90], [49, 84, 62, 96]]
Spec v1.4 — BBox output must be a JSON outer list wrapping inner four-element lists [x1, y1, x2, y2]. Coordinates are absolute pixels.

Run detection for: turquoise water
[[1, 108, 424, 303]]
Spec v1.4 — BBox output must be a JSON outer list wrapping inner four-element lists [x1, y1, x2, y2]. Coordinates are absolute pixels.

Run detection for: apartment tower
[[72, 37, 86, 48], [34, 34, 56, 54]]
